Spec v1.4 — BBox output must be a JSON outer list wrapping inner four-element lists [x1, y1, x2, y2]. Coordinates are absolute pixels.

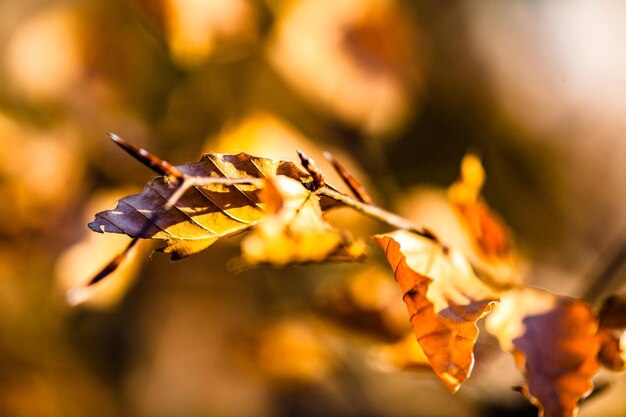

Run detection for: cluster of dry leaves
[[80, 136, 625, 417]]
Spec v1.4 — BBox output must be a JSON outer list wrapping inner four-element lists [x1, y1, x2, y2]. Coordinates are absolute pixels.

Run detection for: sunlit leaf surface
[[241, 175, 368, 266], [89, 153, 311, 259], [374, 230, 498, 392]]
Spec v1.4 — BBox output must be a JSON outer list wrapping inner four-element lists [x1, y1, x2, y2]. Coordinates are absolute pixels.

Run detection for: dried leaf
[[57, 189, 152, 308], [448, 154, 516, 270], [486, 288, 600, 417], [89, 153, 312, 259], [241, 176, 368, 266], [597, 295, 626, 372], [374, 230, 498, 392]]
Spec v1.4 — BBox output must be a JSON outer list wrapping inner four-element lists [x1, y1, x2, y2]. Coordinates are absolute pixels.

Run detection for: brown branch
[[323, 151, 374, 205], [317, 186, 441, 244], [583, 236, 626, 304], [297, 149, 325, 190], [108, 133, 185, 181], [70, 138, 447, 304]]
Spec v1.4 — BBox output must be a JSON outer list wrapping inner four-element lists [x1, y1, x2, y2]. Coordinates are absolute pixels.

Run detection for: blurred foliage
[[1, 0, 625, 416]]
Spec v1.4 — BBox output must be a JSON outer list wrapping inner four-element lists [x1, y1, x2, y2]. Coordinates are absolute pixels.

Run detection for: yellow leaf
[[241, 176, 368, 266], [89, 153, 312, 260], [374, 230, 498, 392]]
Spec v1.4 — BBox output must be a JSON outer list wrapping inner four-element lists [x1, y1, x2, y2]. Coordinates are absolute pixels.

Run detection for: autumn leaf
[[88, 152, 313, 259], [56, 189, 152, 308], [241, 175, 368, 266], [597, 294, 626, 372], [374, 230, 498, 392], [446, 154, 521, 288], [486, 287, 600, 417], [397, 156, 522, 289]]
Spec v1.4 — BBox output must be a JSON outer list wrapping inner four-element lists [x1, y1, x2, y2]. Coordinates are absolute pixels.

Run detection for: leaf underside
[[515, 300, 599, 417], [89, 152, 312, 259], [487, 289, 600, 417]]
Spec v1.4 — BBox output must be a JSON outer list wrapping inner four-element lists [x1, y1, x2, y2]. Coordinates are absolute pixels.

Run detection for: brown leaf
[[89, 153, 312, 259], [486, 288, 600, 417], [241, 176, 368, 266], [597, 294, 626, 372], [56, 189, 151, 309], [374, 230, 499, 392]]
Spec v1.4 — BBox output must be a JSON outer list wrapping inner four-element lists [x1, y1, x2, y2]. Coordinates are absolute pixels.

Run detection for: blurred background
[[1, 0, 625, 416]]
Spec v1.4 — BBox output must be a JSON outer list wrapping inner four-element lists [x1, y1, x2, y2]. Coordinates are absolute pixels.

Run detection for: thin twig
[[66, 178, 196, 305], [297, 149, 325, 190], [323, 151, 374, 205], [583, 236, 626, 304], [108, 133, 185, 180], [70, 136, 445, 304], [317, 186, 440, 243], [68, 132, 269, 304]]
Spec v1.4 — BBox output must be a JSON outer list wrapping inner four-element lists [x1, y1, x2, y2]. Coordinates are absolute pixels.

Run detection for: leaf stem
[[317, 186, 440, 243]]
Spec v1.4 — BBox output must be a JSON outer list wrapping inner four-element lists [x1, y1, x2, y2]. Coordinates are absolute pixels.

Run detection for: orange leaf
[[486, 288, 600, 417], [448, 154, 513, 263], [374, 230, 498, 392]]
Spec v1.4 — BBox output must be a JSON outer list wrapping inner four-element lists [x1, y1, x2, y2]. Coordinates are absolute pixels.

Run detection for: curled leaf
[[486, 288, 600, 417], [89, 153, 312, 259], [447, 154, 520, 286], [374, 230, 498, 392], [241, 176, 368, 266], [448, 154, 510, 259]]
